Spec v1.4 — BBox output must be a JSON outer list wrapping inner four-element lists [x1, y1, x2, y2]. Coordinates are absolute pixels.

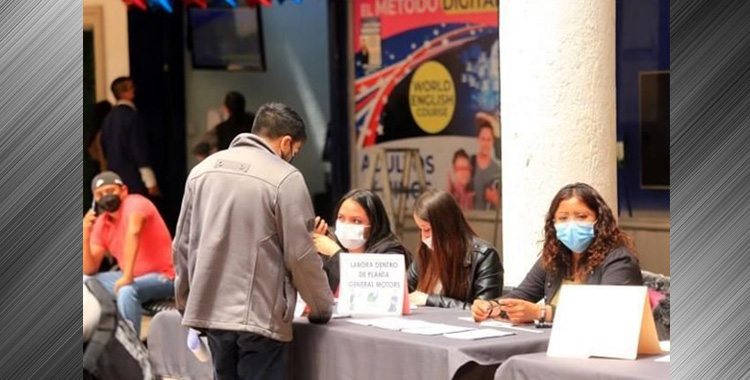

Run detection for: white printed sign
[[338, 254, 406, 316], [547, 285, 662, 360]]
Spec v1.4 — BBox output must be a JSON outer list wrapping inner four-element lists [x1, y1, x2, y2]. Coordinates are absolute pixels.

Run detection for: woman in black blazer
[[472, 183, 642, 323]]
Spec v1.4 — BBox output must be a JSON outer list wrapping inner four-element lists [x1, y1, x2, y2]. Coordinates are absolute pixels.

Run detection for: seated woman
[[408, 189, 503, 309], [472, 182, 643, 323], [313, 189, 411, 292]]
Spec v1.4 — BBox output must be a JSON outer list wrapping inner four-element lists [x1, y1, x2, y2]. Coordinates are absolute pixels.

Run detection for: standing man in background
[[215, 91, 255, 150], [173, 103, 334, 380], [100, 76, 160, 197]]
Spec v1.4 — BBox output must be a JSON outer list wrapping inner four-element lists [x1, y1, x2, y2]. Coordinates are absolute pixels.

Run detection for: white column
[[501, 0, 618, 286]]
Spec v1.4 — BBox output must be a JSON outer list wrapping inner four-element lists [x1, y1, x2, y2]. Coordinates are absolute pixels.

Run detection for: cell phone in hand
[[91, 198, 99, 216]]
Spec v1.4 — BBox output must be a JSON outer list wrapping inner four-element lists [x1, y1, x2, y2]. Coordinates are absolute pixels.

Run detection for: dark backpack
[[83, 278, 154, 380]]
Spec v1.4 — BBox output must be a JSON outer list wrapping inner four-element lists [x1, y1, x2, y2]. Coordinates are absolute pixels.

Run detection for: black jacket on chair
[[408, 237, 503, 309]]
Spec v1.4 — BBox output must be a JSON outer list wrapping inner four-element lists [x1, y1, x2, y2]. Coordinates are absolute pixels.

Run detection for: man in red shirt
[[83, 171, 174, 336]]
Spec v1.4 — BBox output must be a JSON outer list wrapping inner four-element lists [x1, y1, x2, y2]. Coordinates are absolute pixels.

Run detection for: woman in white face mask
[[471, 183, 642, 324], [408, 189, 504, 309], [313, 189, 411, 293]]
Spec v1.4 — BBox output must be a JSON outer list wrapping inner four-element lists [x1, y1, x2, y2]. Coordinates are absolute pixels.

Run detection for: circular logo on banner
[[409, 61, 456, 134]]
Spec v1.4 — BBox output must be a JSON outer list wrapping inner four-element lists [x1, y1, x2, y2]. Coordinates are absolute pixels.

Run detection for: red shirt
[[91, 194, 175, 279]]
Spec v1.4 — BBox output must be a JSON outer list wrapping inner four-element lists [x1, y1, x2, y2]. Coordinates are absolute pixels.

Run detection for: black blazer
[[215, 112, 255, 150], [504, 246, 643, 315], [408, 237, 503, 309], [320, 234, 411, 292]]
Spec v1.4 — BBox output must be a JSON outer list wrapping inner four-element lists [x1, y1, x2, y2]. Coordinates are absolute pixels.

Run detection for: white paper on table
[[294, 293, 307, 319], [346, 318, 382, 326], [401, 324, 473, 336], [368, 317, 437, 331], [345, 317, 435, 331], [659, 341, 670, 352], [457, 317, 544, 334], [443, 329, 515, 340], [655, 355, 670, 362]]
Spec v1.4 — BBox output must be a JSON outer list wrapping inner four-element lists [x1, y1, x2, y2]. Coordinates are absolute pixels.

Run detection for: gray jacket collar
[[229, 133, 277, 156]]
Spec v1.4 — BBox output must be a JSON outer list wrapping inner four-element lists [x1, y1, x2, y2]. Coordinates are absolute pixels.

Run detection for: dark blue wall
[[616, 0, 670, 214]]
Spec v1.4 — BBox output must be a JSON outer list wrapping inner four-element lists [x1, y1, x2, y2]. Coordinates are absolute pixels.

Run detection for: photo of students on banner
[[353, 0, 500, 213]]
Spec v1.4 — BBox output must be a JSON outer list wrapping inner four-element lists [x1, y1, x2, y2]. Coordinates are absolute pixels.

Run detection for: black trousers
[[205, 330, 287, 380]]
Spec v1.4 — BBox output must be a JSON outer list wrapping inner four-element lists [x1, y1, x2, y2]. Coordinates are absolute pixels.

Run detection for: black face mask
[[281, 145, 297, 164], [98, 194, 122, 213]]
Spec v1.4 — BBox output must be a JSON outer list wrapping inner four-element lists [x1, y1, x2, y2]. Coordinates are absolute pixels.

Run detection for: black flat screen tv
[[188, 7, 266, 71], [639, 71, 670, 189]]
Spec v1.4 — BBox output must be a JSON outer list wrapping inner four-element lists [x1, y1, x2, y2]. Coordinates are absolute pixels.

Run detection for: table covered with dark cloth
[[494, 352, 669, 380], [290, 307, 550, 380]]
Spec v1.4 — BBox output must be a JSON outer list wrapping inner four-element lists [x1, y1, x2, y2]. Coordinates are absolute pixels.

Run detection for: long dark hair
[[542, 183, 637, 279], [414, 189, 475, 299], [333, 189, 399, 251]]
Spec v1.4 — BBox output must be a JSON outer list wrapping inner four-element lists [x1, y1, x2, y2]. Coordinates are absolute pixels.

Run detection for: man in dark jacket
[[215, 91, 255, 150], [100, 77, 159, 197]]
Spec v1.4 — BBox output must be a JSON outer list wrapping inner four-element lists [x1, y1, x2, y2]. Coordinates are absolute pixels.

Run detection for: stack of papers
[[345, 317, 515, 340], [457, 317, 544, 334], [444, 329, 515, 340], [294, 297, 351, 319], [347, 317, 435, 330], [401, 324, 473, 336]]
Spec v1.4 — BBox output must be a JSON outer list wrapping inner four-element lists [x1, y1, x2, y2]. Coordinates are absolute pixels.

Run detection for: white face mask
[[422, 236, 433, 250], [335, 222, 368, 250]]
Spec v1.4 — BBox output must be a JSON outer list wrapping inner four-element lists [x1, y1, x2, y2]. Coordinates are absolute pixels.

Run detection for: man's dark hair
[[111, 77, 133, 100], [224, 91, 246, 117], [251, 102, 307, 142], [192, 141, 212, 157], [476, 121, 493, 135]]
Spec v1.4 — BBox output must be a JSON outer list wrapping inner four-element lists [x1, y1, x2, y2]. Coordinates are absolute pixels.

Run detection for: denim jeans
[[85, 271, 174, 336]]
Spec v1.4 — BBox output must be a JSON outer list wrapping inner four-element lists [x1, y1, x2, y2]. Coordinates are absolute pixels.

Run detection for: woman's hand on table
[[471, 299, 495, 322], [409, 291, 428, 307], [498, 298, 543, 323]]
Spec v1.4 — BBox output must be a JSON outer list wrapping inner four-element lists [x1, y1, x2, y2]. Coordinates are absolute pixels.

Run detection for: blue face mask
[[555, 221, 595, 253]]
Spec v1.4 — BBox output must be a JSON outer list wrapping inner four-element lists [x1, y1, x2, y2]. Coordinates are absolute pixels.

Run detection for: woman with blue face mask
[[313, 189, 411, 293], [471, 183, 643, 324]]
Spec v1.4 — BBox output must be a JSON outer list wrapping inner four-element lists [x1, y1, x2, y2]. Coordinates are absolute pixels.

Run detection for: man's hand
[[313, 234, 342, 256], [83, 210, 97, 234], [409, 291, 429, 307], [148, 185, 161, 197], [114, 275, 134, 295]]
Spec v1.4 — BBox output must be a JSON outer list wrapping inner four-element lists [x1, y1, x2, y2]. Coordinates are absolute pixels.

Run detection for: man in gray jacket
[[173, 103, 334, 380]]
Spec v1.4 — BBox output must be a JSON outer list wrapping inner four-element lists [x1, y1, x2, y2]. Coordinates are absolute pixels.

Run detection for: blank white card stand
[[547, 285, 663, 360]]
